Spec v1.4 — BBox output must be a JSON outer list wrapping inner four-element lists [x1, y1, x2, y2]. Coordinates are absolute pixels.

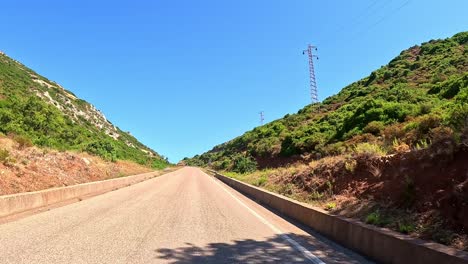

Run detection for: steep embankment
[[0, 52, 169, 194], [0, 136, 153, 195], [186, 31, 467, 172], [186, 32, 468, 250]]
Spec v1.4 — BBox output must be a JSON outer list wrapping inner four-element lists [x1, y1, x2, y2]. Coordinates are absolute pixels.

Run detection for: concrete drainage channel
[[211, 171, 468, 264], [0, 169, 172, 219]]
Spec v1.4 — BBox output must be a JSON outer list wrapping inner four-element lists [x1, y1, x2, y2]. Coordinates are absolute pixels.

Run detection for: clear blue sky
[[1, 0, 467, 162]]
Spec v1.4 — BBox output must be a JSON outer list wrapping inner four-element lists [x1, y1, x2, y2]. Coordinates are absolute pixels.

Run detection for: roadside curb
[[212, 171, 468, 264], [0, 171, 163, 218]]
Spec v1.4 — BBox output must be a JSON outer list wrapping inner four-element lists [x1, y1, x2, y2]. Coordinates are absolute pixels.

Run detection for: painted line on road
[[209, 175, 326, 264]]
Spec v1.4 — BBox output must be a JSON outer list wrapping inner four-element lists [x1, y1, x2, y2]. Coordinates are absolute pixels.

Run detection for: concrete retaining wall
[[215, 173, 468, 264], [0, 171, 158, 218]]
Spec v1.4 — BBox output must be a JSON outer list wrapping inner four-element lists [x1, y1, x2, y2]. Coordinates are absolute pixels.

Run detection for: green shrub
[[363, 121, 385, 135], [220, 158, 232, 170], [280, 135, 300, 156], [428, 73, 468, 99], [344, 158, 357, 172], [418, 103, 433, 115], [414, 139, 430, 150], [365, 211, 390, 226], [447, 103, 468, 131], [452, 31, 468, 44], [232, 155, 257, 174], [398, 222, 415, 234], [151, 159, 168, 170], [84, 141, 117, 162], [354, 143, 386, 156], [255, 174, 268, 187], [418, 114, 442, 134], [324, 202, 337, 211], [309, 191, 324, 200], [321, 142, 346, 156], [0, 148, 10, 164]]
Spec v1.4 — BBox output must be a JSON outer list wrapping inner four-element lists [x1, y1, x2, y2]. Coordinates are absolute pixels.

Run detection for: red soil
[[0, 137, 152, 195], [280, 139, 468, 231]]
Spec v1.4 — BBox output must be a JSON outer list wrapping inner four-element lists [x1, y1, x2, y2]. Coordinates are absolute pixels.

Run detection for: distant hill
[[0, 52, 168, 169], [186, 31, 468, 172]]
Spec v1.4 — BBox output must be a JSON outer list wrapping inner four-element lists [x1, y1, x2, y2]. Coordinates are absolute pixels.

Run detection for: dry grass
[[221, 146, 468, 252], [0, 136, 158, 195]]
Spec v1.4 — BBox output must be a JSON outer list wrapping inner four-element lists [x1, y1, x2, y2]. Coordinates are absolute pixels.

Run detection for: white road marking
[[210, 175, 326, 264]]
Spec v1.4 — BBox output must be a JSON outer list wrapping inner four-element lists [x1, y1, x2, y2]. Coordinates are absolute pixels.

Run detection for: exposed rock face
[[29, 74, 145, 149]]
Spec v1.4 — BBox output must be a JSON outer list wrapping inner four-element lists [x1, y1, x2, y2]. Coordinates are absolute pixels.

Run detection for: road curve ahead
[[0, 167, 373, 264]]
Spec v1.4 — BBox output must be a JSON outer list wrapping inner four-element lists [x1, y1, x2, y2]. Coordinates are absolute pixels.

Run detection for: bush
[[255, 174, 268, 187], [220, 158, 232, 170], [447, 103, 468, 131], [452, 31, 468, 44], [280, 135, 300, 156], [383, 124, 405, 143], [418, 103, 433, 115], [321, 142, 346, 156], [344, 158, 357, 172], [429, 126, 454, 142], [398, 222, 415, 234], [365, 211, 390, 226], [232, 155, 257, 174], [418, 114, 442, 133], [392, 139, 410, 153], [428, 72, 467, 99], [363, 121, 385, 135], [84, 140, 117, 161], [324, 202, 337, 211], [10, 134, 33, 149], [151, 158, 168, 170], [354, 143, 386, 157], [0, 148, 10, 164]]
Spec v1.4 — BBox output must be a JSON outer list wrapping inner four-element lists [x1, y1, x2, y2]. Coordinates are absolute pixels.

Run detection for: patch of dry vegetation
[[0, 135, 156, 195], [222, 137, 468, 251]]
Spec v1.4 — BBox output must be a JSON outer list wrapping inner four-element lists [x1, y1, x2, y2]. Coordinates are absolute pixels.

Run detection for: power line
[[334, 0, 384, 35], [322, 0, 410, 47], [349, 0, 412, 41]]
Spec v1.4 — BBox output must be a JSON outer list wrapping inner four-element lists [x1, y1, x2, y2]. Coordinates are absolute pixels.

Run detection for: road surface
[[0, 167, 373, 263]]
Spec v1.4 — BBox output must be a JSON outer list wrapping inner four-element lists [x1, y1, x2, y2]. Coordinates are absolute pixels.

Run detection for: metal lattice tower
[[303, 44, 319, 103], [259, 111, 265, 125]]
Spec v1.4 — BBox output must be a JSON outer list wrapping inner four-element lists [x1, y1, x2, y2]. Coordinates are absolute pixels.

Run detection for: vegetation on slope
[[186, 32, 468, 172], [220, 136, 468, 250], [0, 53, 169, 169], [191, 31, 468, 250]]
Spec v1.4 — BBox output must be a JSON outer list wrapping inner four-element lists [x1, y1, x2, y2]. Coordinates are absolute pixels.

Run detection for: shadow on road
[[155, 233, 310, 263], [154, 232, 371, 263]]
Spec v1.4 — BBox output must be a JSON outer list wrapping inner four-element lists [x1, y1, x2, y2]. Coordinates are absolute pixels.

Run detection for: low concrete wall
[[215, 173, 468, 264], [0, 171, 158, 218]]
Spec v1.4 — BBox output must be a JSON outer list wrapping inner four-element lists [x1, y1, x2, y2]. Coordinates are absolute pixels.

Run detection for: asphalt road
[[0, 167, 373, 264]]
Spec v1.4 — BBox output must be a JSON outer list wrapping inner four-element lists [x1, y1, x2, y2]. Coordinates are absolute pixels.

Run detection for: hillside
[[186, 32, 467, 171], [0, 52, 168, 169], [186, 32, 468, 250]]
